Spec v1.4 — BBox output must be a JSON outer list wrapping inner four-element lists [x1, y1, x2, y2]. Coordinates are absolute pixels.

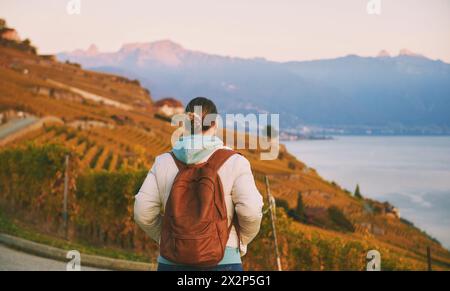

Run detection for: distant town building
[[383, 202, 400, 219], [0, 110, 29, 122], [154, 98, 184, 117], [0, 28, 20, 42]]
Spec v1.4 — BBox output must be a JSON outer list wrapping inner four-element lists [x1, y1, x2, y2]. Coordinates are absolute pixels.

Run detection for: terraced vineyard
[[5, 121, 446, 270], [12, 124, 170, 171]]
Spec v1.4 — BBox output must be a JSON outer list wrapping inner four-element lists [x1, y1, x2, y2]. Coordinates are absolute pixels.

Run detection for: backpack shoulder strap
[[208, 149, 243, 250], [169, 152, 187, 170], [206, 149, 241, 172]]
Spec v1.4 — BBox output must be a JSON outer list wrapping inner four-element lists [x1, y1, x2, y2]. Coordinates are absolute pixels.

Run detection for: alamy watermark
[[170, 106, 280, 161], [66, 250, 81, 271], [66, 0, 81, 15], [366, 250, 381, 271], [66, 1, 380, 17], [367, 0, 381, 15]]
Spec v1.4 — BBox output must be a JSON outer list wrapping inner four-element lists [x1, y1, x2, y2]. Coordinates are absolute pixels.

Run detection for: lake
[[284, 136, 450, 249]]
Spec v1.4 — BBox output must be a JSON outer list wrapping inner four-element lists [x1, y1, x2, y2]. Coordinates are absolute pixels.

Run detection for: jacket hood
[[172, 134, 224, 164]]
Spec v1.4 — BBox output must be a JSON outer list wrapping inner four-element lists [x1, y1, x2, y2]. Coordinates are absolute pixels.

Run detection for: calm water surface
[[284, 136, 450, 249]]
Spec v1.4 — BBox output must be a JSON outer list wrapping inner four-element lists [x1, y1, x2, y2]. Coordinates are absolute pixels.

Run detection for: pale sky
[[1, 0, 449, 62]]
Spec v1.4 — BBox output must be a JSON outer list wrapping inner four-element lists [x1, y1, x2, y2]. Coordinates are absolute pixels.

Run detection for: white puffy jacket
[[134, 147, 264, 256]]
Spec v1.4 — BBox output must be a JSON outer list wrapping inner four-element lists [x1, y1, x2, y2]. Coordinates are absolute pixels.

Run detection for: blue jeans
[[157, 263, 243, 271]]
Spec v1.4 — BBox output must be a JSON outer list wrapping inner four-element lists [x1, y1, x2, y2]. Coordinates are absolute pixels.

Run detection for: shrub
[[288, 161, 296, 170], [276, 193, 306, 223], [327, 206, 355, 233], [75, 169, 147, 247], [0, 144, 76, 230], [274, 198, 289, 212], [89, 146, 104, 169]]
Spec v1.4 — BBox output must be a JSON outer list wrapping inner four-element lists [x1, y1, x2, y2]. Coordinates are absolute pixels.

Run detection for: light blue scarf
[[172, 134, 223, 164]]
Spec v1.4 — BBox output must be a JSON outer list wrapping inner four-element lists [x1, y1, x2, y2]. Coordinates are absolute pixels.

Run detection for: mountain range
[[58, 41, 450, 129]]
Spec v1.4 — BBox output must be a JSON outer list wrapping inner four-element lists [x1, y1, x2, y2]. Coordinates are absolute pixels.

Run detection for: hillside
[[58, 42, 450, 129], [1, 24, 450, 270]]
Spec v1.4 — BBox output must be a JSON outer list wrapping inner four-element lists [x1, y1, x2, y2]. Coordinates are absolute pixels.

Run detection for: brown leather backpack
[[160, 149, 240, 267]]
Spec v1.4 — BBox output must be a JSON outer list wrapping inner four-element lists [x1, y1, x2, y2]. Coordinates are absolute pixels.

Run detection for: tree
[[264, 125, 278, 139], [288, 191, 307, 223], [295, 191, 306, 221], [354, 184, 363, 199], [0, 19, 6, 30], [22, 38, 31, 46]]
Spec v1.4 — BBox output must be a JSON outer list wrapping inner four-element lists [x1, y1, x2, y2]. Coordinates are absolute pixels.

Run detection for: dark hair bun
[[185, 97, 218, 134]]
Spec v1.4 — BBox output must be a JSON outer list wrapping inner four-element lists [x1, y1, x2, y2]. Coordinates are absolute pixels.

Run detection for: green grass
[[0, 209, 153, 263]]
